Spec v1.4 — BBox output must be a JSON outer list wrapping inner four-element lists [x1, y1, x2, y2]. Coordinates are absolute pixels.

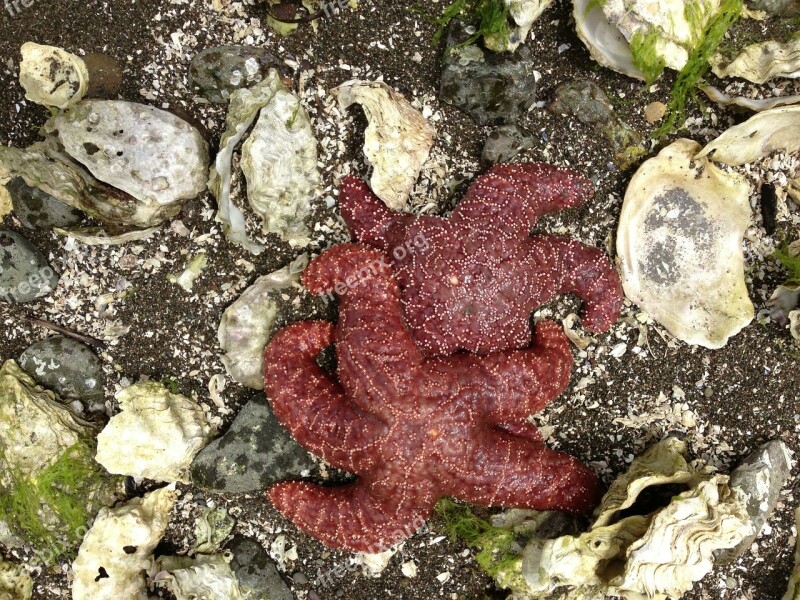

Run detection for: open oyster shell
[[617, 138, 754, 349], [19, 43, 88, 109], [333, 80, 434, 211]]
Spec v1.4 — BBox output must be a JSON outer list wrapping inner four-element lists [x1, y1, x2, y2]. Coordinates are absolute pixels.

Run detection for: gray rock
[[0, 230, 59, 304], [548, 79, 615, 125], [189, 45, 281, 103], [482, 125, 535, 163], [228, 535, 293, 600], [717, 440, 793, 563], [190, 394, 318, 493], [19, 336, 104, 401], [440, 23, 537, 126], [7, 177, 83, 230], [746, 0, 799, 16]]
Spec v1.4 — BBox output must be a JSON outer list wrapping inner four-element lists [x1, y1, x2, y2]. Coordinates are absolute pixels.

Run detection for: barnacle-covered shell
[[573, 0, 646, 80], [699, 84, 800, 111], [72, 486, 177, 600], [484, 0, 554, 52], [697, 105, 800, 165], [218, 254, 308, 389], [155, 554, 244, 600], [241, 74, 320, 246], [19, 43, 88, 109], [333, 80, 435, 211], [51, 101, 209, 216], [0, 558, 32, 600], [95, 381, 213, 483], [617, 138, 754, 349], [602, 0, 722, 71], [710, 35, 800, 83]]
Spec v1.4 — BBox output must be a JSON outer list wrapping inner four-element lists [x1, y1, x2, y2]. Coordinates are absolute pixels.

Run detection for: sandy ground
[[0, 0, 799, 599]]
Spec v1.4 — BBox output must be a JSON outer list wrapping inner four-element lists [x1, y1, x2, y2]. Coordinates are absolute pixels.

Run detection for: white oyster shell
[[155, 554, 243, 600], [484, 0, 554, 52], [95, 381, 213, 483], [241, 76, 321, 246], [573, 0, 646, 80], [53, 101, 209, 212], [218, 254, 308, 389], [0, 558, 32, 600], [699, 84, 800, 111], [603, 0, 722, 71], [520, 438, 754, 599], [697, 105, 800, 165], [785, 508, 800, 599], [711, 35, 800, 84], [19, 42, 88, 109], [333, 80, 435, 211], [71, 486, 177, 600], [617, 138, 754, 349]]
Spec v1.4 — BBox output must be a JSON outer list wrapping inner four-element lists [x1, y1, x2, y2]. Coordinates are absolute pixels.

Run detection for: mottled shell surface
[[333, 80, 434, 211], [711, 36, 800, 84], [19, 42, 88, 109], [617, 138, 754, 349]]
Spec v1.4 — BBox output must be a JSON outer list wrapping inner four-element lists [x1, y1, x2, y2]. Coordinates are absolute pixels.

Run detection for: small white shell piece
[[617, 138, 754, 349], [95, 381, 213, 483], [19, 42, 89, 109], [333, 80, 435, 211], [72, 486, 177, 600]]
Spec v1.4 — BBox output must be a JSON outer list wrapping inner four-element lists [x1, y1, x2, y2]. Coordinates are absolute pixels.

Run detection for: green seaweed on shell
[[653, 0, 743, 138], [630, 29, 668, 85], [432, 0, 511, 49], [775, 243, 800, 286]]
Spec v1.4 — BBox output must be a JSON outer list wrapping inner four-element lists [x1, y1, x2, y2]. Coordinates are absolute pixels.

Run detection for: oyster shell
[[333, 80, 434, 211], [573, 0, 646, 80], [484, 0, 554, 52], [617, 138, 754, 349], [155, 554, 244, 600], [218, 254, 308, 389], [699, 84, 800, 111], [71, 486, 177, 600], [0, 558, 32, 600], [697, 105, 800, 165], [785, 508, 800, 599], [19, 43, 88, 109], [603, 0, 722, 71], [519, 438, 754, 599], [95, 381, 213, 483], [51, 101, 209, 215], [241, 76, 320, 246], [710, 35, 800, 83]]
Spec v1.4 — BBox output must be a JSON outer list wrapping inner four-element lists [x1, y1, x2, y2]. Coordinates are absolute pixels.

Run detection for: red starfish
[[265, 244, 600, 553], [339, 162, 623, 356]]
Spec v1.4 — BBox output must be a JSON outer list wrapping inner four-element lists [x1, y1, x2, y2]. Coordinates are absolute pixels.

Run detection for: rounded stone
[[7, 177, 83, 230], [19, 336, 105, 401], [548, 79, 615, 125], [189, 45, 281, 103], [227, 536, 293, 600], [83, 53, 123, 98], [0, 230, 59, 304], [482, 125, 535, 164]]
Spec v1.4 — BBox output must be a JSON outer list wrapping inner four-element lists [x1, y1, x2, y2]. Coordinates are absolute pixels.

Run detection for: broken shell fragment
[[218, 254, 308, 389], [71, 486, 177, 600], [617, 138, 754, 349], [697, 105, 800, 165], [95, 381, 213, 483], [699, 84, 800, 111], [710, 35, 800, 83], [155, 554, 244, 600], [333, 80, 434, 211], [573, 0, 646, 80], [19, 42, 89, 109], [51, 101, 209, 216]]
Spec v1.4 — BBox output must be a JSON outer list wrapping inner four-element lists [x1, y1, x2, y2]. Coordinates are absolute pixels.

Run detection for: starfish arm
[[338, 176, 413, 251], [264, 320, 386, 472], [528, 234, 623, 332], [451, 163, 594, 235], [447, 431, 601, 516], [268, 480, 433, 553], [304, 244, 424, 414], [442, 320, 573, 422]]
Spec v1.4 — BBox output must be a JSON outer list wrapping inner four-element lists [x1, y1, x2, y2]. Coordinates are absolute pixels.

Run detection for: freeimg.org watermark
[[4, 0, 36, 17]]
